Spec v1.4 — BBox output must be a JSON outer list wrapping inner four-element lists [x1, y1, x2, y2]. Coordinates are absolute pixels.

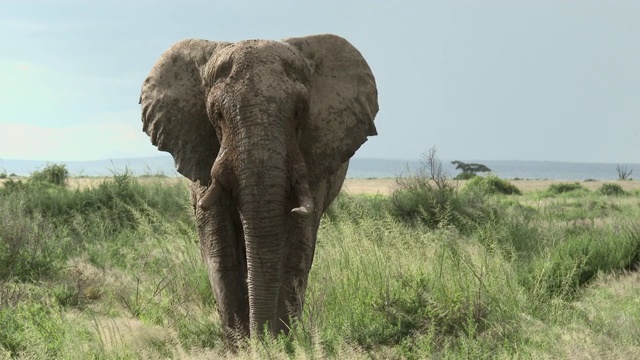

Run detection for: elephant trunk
[[235, 102, 315, 335], [237, 139, 289, 335]]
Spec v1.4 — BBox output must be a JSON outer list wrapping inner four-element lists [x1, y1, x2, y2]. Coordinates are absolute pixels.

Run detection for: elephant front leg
[[276, 214, 317, 333], [275, 169, 345, 333], [191, 183, 249, 338]]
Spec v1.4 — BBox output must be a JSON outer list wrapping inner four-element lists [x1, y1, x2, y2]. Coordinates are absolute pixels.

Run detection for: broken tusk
[[199, 179, 222, 211], [291, 206, 312, 216]]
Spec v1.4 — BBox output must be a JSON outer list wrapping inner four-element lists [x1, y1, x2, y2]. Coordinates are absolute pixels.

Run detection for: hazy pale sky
[[1, 1, 639, 163]]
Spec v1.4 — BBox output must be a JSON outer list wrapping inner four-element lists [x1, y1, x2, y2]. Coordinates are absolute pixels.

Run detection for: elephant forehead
[[218, 40, 300, 68], [205, 40, 310, 93]]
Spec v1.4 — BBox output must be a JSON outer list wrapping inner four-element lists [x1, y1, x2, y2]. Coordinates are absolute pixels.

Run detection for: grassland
[[1, 171, 640, 359]]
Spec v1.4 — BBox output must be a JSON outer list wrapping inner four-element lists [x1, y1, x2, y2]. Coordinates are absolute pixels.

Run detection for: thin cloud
[[0, 110, 158, 161], [85, 76, 139, 86], [0, 61, 45, 72], [0, 17, 91, 34], [0, 19, 50, 32]]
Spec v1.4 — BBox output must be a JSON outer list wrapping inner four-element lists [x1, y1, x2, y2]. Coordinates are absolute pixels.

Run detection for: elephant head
[[139, 34, 378, 336]]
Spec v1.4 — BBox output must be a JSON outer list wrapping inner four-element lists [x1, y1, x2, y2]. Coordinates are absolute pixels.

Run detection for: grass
[[1, 167, 640, 358]]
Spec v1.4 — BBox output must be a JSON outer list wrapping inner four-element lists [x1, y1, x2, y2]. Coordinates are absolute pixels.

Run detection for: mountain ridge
[[2, 156, 639, 180]]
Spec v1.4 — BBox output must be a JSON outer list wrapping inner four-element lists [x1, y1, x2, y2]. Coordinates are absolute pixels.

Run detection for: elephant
[[139, 34, 378, 338]]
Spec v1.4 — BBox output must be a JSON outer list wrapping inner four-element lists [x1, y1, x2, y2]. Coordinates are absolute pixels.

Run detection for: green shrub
[[1, 179, 26, 192], [324, 193, 388, 223], [464, 175, 521, 195], [388, 149, 505, 232], [454, 172, 476, 180], [390, 177, 502, 232], [365, 274, 487, 348], [0, 173, 6, 179], [0, 205, 59, 281], [597, 183, 626, 196], [546, 182, 585, 195], [30, 164, 69, 186], [0, 285, 66, 357], [390, 176, 457, 229], [0, 172, 190, 233], [523, 224, 640, 300]]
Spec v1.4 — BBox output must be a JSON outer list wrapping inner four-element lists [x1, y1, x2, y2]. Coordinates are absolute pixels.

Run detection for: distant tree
[[616, 164, 633, 180], [451, 161, 491, 180], [423, 147, 453, 191]]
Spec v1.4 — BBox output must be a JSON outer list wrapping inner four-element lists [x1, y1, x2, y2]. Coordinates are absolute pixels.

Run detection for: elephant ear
[[283, 34, 379, 179], [140, 39, 229, 184]]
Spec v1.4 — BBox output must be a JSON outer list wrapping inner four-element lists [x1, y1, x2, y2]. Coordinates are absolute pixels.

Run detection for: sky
[[1, 0, 639, 163]]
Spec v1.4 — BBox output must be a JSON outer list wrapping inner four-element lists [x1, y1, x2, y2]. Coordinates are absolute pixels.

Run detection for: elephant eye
[[281, 55, 309, 84], [294, 100, 309, 131], [213, 59, 233, 81]]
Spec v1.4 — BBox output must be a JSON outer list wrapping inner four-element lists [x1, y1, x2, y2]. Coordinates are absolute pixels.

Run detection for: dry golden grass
[[4, 176, 640, 196], [342, 178, 397, 195], [0, 176, 187, 189], [65, 176, 187, 189], [343, 178, 640, 195], [508, 179, 640, 193]]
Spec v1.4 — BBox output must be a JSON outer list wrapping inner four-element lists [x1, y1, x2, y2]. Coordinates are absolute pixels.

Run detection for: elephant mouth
[[198, 152, 314, 216]]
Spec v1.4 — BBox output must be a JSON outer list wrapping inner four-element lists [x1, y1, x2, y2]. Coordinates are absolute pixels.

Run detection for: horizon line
[[1, 156, 640, 166]]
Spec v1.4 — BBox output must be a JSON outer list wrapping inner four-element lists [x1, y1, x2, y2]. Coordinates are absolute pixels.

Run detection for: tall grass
[[1, 167, 640, 357]]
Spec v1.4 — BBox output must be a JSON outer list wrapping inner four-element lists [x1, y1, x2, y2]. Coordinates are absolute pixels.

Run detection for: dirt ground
[[3, 176, 640, 196]]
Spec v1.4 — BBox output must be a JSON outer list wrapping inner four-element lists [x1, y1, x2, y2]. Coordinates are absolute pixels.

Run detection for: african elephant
[[139, 34, 378, 338]]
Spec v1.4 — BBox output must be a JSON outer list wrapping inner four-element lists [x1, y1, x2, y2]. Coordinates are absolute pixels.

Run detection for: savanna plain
[[1, 163, 640, 359]]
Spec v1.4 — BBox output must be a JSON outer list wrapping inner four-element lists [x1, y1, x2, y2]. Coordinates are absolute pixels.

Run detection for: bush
[[464, 175, 521, 195], [524, 226, 640, 300], [0, 172, 190, 234], [366, 274, 488, 348], [390, 149, 502, 232], [0, 173, 6, 179], [454, 172, 477, 180], [0, 206, 59, 281], [598, 183, 626, 196], [324, 193, 388, 223], [0, 285, 65, 357], [30, 164, 69, 186], [546, 182, 585, 195], [1, 179, 26, 193], [390, 178, 458, 229]]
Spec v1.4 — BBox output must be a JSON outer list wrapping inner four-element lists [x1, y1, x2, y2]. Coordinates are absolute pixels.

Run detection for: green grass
[[1, 169, 640, 358]]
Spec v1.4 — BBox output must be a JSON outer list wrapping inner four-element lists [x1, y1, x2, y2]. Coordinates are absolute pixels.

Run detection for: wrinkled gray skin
[[139, 34, 378, 338]]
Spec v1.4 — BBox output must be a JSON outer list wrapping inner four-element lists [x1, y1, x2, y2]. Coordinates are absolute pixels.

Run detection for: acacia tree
[[451, 161, 491, 180], [616, 164, 633, 180]]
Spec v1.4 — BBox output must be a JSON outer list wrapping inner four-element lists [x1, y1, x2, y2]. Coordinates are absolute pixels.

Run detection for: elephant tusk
[[291, 206, 312, 216], [199, 179, 223, 211], [291, 193, 314, 216], [290, 157, 314, 217]]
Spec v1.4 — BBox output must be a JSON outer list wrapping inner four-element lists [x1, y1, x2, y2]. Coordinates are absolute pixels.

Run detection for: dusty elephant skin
[[139, 34, 378, 339]]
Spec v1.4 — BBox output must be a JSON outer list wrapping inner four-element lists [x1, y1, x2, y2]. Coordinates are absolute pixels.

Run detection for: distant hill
[[0, 156, 422, 178], [1, 156, 637, 180], [0, 155, 180, 177]]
